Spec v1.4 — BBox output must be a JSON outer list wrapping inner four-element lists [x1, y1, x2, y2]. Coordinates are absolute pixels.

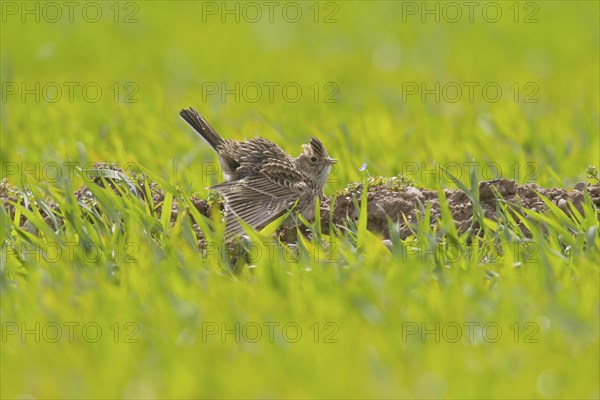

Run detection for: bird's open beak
[[326, 158, 337, 165]]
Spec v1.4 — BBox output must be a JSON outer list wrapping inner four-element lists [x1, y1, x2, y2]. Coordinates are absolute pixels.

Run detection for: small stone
[[531, 201, 545, 211], [404, 186, 424, 200], [574, 182, 586, 192]]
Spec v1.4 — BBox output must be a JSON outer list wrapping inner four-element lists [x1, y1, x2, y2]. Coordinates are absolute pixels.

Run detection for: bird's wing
[[211, 169, 307, 241]]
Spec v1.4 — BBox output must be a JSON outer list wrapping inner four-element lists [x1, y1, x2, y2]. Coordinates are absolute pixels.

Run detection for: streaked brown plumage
[[179, 107, 336, 241]]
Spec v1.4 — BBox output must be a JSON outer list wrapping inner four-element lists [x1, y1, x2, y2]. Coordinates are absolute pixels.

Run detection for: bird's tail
[[179, 107, 225, 151]]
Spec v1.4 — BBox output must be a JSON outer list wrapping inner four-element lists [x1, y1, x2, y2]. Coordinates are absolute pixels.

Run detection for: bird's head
[[296, 137, 337, 187]]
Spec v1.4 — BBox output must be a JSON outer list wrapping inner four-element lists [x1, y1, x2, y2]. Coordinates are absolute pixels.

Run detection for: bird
[[179, 106, 337, 241]]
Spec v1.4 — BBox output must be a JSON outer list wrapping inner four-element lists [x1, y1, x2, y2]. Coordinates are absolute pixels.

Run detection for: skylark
[[179, 107, 337, 240]]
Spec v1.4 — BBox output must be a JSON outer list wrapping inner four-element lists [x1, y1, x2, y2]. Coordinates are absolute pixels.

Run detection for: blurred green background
[[1, 1, 599, 399], [2, 1, 598, 188]]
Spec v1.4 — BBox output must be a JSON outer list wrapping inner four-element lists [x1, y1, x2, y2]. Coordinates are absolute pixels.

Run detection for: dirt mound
[[2, 164, 599, 243], [314, 179, 599, 241]]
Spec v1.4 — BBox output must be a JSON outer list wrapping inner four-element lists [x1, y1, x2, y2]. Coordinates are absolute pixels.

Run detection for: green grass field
[[1, 1, 599, 398]]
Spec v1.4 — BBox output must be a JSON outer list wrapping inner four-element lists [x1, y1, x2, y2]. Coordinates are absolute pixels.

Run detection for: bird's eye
[[310, 156, 317, 162]]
